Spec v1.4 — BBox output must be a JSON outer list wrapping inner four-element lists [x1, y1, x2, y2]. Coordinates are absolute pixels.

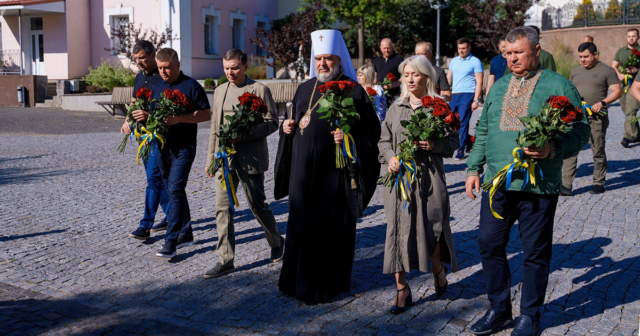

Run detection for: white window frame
[[202, 5, 221, 56], [230, 10, 247, 51], [254, 13, 269, 56], [105, 4, 134, 57]]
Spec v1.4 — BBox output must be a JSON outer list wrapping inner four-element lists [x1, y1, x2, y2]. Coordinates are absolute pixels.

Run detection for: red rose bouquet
[[136, 88, 193, 164], [316, 80, 359, 171], [118, 87, 152, 154], [379, 96, 460, 209], [482, 95, 584, 218], [207, 93, 269, 212], [619, 48, 640, 93], [365, 86, 377, 104], [378, 73, 397, 100]]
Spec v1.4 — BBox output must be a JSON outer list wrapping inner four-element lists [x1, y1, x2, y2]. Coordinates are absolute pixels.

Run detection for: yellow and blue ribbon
[[394, 156, 417, 211], [136, 126, 165, 164], [214, 146, 240, 213], [488, 148, 543, 219], [582, 101, 593, 116], [342, 131, 358, 164], [623, 74, 633, 93]]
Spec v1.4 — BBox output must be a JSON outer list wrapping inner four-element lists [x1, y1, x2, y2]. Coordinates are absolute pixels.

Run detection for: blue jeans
[[140, 141, 170, 229], [449, 93, 474, 150], [478, 189, 559, 319], [158, 145, 196, 243]]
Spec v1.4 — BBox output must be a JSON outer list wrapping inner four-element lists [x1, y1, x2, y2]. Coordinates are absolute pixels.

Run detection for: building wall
[[43, 13, 69, 80], [189, 0, 278, 79], [66, 0, 90, 79], [541, 25, 640, 67]]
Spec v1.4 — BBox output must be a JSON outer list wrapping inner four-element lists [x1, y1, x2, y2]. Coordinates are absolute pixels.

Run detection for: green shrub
[[83, 60, 136, 91], [245, 55, 267, 79], [550, 38, 579, 80], [217, 76, 229, 86], [204, 78, 216, 89]]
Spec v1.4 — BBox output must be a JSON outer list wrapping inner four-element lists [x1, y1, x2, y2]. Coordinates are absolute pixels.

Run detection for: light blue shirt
[[449, 53, 483, 93]]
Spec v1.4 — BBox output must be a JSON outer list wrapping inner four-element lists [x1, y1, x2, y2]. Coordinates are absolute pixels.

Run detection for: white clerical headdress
[[309, 29, 357, 81]]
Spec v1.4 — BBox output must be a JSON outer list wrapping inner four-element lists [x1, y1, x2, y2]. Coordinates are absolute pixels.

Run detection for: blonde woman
[[378, 55, 460, 314], [357, 65, 387, 122]]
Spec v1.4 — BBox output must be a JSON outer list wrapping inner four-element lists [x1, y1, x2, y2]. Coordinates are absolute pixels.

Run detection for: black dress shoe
[[270, 236, 285, 262], [511, 315, 539, 336], [560, 186, 573, 197], [621, 138, 631, 148], [589, 185, 605, 194], [469, 308, 513, 335], [203, 262, 235, 279]]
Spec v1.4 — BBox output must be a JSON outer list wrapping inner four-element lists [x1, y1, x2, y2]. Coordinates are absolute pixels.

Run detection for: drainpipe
[[18, 9, 23, 75]]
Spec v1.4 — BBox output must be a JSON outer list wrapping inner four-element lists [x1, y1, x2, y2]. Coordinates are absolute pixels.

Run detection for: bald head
[[380, 38, 394, 58]]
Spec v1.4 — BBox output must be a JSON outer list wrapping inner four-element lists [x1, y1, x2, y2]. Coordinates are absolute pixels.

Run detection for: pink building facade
[[0, 0, 279, 80]]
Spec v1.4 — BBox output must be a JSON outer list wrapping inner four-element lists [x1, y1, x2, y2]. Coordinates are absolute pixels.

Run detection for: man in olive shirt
[[415, 41, 452, 101], [612, 28, 640, 148], [562, 43, 622, 196], [505, 26, 555, 74]]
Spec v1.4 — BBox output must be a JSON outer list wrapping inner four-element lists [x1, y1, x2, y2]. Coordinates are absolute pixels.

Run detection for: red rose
[[470, 136, 476, 143], [365, 87, 377, 96], [318, 84, 328, 93], [338, 81, 348, 90], [421, 96, 436, 108], [562, 107, 584, 123], [325, 81, 340, 91], [386, 73, 397, 82], [249, 96, 268, 114], [136, 88, 152, 100], [633, 48, 638, 54], [238, 92, 261, 107], [445, 112, 461, 131], [546, 95, 574, 110], [337, 81, 355, 91]]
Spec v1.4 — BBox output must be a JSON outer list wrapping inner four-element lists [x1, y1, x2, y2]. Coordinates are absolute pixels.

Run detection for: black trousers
[[478, 189, 559, 318]]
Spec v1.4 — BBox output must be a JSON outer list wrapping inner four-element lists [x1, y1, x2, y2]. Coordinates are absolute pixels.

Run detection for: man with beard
[[274, 30, 381, 303]]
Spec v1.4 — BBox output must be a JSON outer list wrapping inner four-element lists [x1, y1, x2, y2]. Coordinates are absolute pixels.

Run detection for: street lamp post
[[428, 0, 450, 68]]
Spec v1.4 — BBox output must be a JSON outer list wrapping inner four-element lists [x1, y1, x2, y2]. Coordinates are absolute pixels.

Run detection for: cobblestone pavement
[[1, 106, 639, 335]]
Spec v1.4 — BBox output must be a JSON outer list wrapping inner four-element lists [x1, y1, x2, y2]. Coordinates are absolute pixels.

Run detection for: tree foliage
[[604, 0, 622, 20], [105, 22, 178, 63], [249, 2, 333, 67], [461, 0, 538, 55], [573, 0, 597, 25]]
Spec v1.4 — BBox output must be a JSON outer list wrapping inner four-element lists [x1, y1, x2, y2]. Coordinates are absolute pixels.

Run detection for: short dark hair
[[133, 40, 155, 55], [499, 36, 506, 42], [578, 42, 598, 55], [506, 27, 539, 51], [526, 25, 541, 37], [457, 38, 471, 47], [628, 28, 639, 35], [223, 49, 247, 64]]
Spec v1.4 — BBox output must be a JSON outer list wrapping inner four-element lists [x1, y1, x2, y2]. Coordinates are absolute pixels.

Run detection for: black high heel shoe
[[434, 263, 448, 297], [390, 284, 413, 315]]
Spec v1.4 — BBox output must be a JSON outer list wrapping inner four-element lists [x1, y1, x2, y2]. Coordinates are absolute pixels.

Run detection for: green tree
[[573, 0, 597, 26], [604, 0, 622, 20]]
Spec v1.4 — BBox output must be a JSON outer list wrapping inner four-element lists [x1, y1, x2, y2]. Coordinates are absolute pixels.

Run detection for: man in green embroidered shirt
[[466, 27, 590, 336], [612, 27, 640, 148]]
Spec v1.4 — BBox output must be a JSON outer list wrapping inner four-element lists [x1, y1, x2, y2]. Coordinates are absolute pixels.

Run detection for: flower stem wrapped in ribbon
[[379, 96, 460, 210], [316, 80, 359, 169], [207, 92, 269, 213], [481, 95, 584, 219], [619, 48, 640, 93], [137, 88, 193, 164], [118, 87, 152, 154], [365, 86, 377, 105], [581, 100, 606, 117], [377, 73, 397, 101]]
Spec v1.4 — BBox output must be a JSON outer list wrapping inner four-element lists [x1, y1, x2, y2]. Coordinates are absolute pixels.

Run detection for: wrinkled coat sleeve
[[205, 85, 224, 169], [378, 106, 395, 164], [466, 100, 490, 175], [273, 87, 299, 200]]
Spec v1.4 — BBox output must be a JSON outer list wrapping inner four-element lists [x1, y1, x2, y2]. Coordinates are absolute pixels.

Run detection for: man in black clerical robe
[[274, 29, 382, 303]]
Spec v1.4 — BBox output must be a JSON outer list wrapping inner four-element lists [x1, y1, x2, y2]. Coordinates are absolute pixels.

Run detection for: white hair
[[395, 55, 437, 105]]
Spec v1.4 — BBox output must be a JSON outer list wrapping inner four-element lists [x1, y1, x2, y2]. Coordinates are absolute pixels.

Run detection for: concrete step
[[35, 97, 59, 108]]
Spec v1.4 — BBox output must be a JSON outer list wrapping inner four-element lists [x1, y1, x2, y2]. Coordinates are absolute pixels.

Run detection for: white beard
[[317, 66, 341, 82]]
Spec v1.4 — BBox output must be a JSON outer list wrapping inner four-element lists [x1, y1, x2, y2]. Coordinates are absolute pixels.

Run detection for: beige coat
[[378, 101, 460, 274], [206, 78, 279, 175]]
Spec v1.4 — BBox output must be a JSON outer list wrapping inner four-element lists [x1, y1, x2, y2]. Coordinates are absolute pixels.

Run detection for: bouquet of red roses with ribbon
[[136, 88, 193, 164], [118, 87, 152, 154], [207, 92, 268, 212], [482, 96, 584, 219], [619, 48, 640, 93], [379, 96, 460, 210], [378, 72, 397, 100]]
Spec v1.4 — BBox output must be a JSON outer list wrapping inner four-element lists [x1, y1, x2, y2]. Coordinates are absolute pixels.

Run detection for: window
[[204, 16, 218, 55], [233, 19, 243, 50], [256, 21, 266, 56], [110, 15, 129, 55], [30, 17, 43, 30]]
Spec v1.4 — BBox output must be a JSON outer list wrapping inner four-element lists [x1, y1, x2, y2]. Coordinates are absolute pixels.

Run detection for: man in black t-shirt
[[373, 38, 403, 100], [123, 41, 170, 241]]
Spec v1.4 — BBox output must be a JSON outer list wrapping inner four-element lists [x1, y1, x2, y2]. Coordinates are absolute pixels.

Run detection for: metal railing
[[0, 49, 21, 74], [542, 0, 640, 30]]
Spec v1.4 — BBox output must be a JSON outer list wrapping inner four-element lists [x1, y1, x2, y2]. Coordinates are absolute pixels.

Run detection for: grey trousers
[[563, 116, 609, 188], [620, 90, 639, 140], [214, 168, 281, 267]]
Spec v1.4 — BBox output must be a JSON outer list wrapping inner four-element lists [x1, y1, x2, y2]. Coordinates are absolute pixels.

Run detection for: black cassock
[[274, 75, 381, 303]]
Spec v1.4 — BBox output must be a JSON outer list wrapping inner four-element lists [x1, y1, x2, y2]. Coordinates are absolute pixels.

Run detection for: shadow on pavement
[[0, 229, 67, 242]]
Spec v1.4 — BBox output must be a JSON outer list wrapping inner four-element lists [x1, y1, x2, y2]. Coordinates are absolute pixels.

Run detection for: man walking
[[123, 40, 170, 240], [612, 28, 640, 148], [203, 49, 284, 279], [373, 38, 403, 100], [447, 37, 483, 160], [415, 41, 451, 101], [486, 37, 507, 95], [148, 48, 211, 259], [466, 27, 589, 336], [562, 42, 621, 196]]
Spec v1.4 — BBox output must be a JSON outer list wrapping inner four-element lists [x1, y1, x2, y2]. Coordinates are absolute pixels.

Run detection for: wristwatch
[[473, 99, 480, 104], [601, 101, 607, 107]]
